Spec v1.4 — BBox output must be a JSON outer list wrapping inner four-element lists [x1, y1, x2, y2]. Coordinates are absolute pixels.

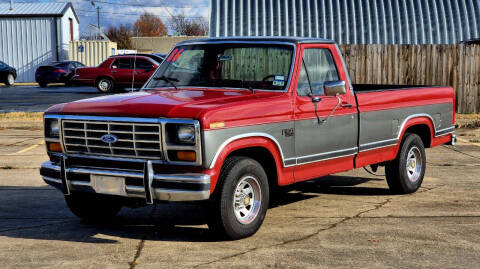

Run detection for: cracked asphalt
[[0, 124, 479, 268]]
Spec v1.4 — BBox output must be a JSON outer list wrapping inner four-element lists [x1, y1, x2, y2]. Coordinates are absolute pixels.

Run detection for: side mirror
[[324, 80, 346, 96]]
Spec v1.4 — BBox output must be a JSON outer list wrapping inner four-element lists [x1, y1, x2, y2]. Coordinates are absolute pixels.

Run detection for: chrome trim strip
[[296, 152, 357, 166], [153, 174, 210, 184], [142, 41, 297, 93], [153, 188, 210, 202], [70, 180, 91, 187], [42, 161, 61, 171], [43, 176, 62, 184], [359, 138, 398, 152], [69, 167, 143, 178], [296, 147, 358, 165], [435, 126, 455, 136]]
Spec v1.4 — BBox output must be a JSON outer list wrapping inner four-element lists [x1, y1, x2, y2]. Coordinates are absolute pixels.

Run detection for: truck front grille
[[62, 120, 163, 159]]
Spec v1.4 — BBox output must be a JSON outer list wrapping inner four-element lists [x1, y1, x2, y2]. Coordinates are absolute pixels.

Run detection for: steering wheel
[[262, 75, 276, 82]]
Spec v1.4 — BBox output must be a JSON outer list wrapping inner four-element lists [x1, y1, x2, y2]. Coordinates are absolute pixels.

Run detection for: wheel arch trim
[[208, 132, 286, 169]]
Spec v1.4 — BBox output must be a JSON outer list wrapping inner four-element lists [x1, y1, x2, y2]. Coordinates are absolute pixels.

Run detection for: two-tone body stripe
[[359, 114, 455, 152], [208, 114, 454, 169]]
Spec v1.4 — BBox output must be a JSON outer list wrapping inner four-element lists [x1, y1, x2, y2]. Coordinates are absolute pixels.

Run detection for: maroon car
[[72, 55, 160, 93]]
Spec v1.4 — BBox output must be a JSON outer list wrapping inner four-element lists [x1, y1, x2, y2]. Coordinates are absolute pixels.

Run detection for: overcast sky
[[15, 0, 211, 35]]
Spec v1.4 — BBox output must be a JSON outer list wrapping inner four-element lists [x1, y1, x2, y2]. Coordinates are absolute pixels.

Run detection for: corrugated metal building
[[209, 0, 480, 44], [0, 2, 79, 82]]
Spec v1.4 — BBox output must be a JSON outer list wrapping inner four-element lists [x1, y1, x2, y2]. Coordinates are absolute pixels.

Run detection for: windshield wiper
[[154, 76, 179, 90]]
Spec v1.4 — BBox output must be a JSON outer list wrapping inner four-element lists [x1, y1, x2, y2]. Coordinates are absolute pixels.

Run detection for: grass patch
[[0, 112, 43, 122], [0, 165, 14, 170], [456, 114, 480, 129]]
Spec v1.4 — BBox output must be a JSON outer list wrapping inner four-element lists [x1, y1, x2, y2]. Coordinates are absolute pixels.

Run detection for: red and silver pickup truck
[[41, 37, 456, 239]]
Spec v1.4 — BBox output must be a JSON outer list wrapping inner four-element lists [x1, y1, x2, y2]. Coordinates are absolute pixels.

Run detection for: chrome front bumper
[[40, 159, 210, 202]]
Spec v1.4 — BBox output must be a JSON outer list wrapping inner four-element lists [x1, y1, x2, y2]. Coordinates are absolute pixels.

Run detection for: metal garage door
[[0, 17, 56, 82]]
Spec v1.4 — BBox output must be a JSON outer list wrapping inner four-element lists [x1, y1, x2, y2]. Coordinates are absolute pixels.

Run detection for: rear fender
[[394, 116, 434, 155]]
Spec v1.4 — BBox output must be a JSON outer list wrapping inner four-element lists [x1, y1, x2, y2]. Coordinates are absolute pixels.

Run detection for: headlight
[[177, 125, 195, 143], [45, 118, 60, 138]]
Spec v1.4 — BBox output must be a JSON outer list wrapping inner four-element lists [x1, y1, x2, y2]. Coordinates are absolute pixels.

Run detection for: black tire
[[207, 157, 270, 240], [385, 133, 426, 194], [96, 77, 115, 93], [38, 82, 48, 88], [5, 73, 15, 86], [65, 192, 122, 223]]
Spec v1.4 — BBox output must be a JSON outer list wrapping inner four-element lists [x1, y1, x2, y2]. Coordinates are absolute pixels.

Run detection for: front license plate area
[[91, 175, 126, 196]]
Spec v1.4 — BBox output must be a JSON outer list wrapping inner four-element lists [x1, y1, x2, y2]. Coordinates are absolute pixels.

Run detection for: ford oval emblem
[[101, 134, 118, 144]]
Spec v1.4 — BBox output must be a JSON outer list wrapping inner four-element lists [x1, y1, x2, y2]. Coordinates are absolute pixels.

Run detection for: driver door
[[293, 45, 358, 182]]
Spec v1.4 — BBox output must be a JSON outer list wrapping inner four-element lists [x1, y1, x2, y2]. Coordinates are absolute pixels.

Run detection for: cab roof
[[177, 36, 335, 46]]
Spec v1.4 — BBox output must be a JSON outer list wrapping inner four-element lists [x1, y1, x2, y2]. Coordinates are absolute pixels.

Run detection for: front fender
[[206, 136, 292, 193]]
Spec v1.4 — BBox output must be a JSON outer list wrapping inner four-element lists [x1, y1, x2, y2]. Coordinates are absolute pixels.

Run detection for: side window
[[297, 48, 340, 96], [134, 59, 154, 70], [112, 58, 132, 69]]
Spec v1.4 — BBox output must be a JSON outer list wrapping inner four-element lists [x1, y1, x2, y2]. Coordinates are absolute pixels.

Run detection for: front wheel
[[96, 77, 115, 93], [5, 73, 15, 86], [65, 193, 122, 223], [385, 133, 426, 194], [207, 157, 269, 239]]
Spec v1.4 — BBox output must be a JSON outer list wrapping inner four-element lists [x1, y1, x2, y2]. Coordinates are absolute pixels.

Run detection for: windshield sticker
[[273, 80, 285, 86], [217, 54, 233, 61], [273, 75, 286, 86], [172, 49, 184, 62]]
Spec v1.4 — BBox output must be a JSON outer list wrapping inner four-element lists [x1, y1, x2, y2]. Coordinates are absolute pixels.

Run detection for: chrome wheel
[[233, 176, 261, 224], [98, 79, 112, 92], [406, 146, 422, 183], [7, 74, 14, 85]]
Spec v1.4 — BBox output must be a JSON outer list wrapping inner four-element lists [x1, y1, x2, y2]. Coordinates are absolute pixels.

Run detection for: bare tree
[[169, 14, 208, 36], [106, 24, 134, 49], [133, 12, 168, 37]]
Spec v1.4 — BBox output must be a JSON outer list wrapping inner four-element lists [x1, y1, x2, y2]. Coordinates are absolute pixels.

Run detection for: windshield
[[145, 43, 294, 91]]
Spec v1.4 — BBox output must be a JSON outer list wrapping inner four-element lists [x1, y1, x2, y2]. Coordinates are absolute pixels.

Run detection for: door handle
[[341, 102, 353, 108]]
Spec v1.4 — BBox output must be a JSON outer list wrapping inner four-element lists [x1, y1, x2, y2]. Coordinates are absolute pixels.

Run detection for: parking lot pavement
[[0, 125, 479, 268], [0, 85, 109, 112]]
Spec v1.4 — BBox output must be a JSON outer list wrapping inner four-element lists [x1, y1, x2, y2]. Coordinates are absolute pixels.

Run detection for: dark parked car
[[35, 61, 85, 87], [0, 61, 17, 86]]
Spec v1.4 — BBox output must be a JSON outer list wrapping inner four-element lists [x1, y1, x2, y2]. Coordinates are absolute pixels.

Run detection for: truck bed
[[352, 85, 455, 167]]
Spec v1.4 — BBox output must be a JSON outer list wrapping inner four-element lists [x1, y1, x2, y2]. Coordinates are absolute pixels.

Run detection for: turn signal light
[[47, 142, 62, 152], [176, 151, 196, 162]]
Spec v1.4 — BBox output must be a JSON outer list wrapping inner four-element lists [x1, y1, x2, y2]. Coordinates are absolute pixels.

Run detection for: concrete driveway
[[0, 123, 479, 268]]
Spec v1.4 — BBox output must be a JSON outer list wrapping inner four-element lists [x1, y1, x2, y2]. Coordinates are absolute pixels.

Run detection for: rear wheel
[[96, 77, 115, 93], [207, 157, 269, 239], [38, 82, 48, 88], [385, 133, 426, 194], [5, 73, 14, 86], [65, 193, 122, 223]]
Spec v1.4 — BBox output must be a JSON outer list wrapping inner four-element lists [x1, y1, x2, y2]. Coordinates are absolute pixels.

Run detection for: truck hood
[[45, 88, 290, 128]]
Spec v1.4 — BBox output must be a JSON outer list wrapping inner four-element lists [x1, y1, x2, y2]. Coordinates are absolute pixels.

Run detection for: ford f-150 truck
[[40, 37, 456, 239]]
